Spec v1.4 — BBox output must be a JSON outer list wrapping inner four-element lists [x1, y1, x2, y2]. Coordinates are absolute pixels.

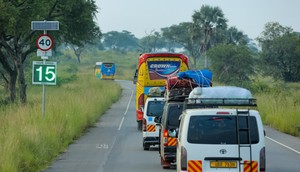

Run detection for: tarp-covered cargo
[[177, 69, 212, 87]]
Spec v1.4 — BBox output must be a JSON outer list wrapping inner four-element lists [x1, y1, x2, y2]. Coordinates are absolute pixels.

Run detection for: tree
[[192, 5, 228, 68], [162, 22, 201, 68], [138, 31, 166, 53], [225, 26, 248, 45], [257, 22, 300, 82], [102, 30, 138, 51], [70, 45, 84, 63], [207, 44, 255, 85], [0, 0, 100, 104]]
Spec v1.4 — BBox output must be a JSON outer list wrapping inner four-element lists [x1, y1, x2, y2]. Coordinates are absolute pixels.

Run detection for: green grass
[[255, 84, 300, 137], [0, 68, 121, 172]]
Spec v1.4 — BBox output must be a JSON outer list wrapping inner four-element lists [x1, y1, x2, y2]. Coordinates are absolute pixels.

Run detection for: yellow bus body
[[135, 53, 189, 130]]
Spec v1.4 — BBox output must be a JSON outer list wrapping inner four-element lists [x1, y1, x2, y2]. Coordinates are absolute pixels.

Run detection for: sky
[[95, 0, 300, 40]]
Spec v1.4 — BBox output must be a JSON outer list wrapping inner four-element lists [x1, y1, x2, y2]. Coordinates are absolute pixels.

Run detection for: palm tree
[[192, 5, 228, 68]]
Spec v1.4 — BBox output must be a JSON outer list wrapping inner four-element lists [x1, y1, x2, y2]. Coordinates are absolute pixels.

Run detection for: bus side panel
[[137, 62, 146, 86], [95, 66, 101, 79], [135, 82, 144, 122]]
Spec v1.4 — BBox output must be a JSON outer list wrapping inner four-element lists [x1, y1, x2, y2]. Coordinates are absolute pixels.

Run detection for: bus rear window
[[187, 116, 259, 144], [103, 63, 114, 68]]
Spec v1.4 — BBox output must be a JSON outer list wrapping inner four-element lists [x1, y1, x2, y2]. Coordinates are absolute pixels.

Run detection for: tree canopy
[[0, 0, 101, 103], [207, 44, 255, 85], [257, 22, 300, 82], [102, 30, 138, 51]]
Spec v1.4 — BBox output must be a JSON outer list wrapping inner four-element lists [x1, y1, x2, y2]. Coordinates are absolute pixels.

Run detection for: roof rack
[[166, 95, 188, 102], [183, 98, 257, 110], [148, 94, 164, 98]]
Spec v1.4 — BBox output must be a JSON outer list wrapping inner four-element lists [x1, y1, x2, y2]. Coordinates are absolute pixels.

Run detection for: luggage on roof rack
[[148, 87, 164, 97], [177, 69, 213, 87], [164, 69, 213, 101], [166, 76, 198, 90], [164, 76, 196, 101], [188, 86, 253, 99]]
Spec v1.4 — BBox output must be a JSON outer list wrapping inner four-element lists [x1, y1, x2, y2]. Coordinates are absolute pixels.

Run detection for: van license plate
[[210, 161, 237, 168]]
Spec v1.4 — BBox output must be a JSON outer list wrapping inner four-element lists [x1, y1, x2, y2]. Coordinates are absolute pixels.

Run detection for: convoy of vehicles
[[94, 62, 116, 80], [134, 53, 189, 130], [157, 70, 213, 169], [133, 52, 265, 171]]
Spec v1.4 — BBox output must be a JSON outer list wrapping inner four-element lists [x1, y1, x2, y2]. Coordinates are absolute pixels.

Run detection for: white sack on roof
[[189, 86, 253, 99], [148, 87, 162, 97]]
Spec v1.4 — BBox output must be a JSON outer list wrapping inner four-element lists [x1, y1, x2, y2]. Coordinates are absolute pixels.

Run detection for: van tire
[[158, 130, 161, 154], [143, 144, 150, 151], [161, 157, 170, 169], [137, 121, 142, 131]]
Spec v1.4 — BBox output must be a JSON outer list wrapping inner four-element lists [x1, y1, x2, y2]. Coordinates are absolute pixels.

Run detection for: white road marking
[[266, 136, 300, 155], [98, 86, 134, 171], [118, 117, 125, 131], [118, 89, 134, 130], [123, 90, 133, 116]]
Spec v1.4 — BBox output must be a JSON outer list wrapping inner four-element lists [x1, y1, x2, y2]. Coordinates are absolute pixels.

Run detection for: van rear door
[[186, 114, 264, 172], [144, 99, 165, 137]]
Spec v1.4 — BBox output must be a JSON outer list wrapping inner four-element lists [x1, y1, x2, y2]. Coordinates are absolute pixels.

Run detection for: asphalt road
[[44, 80, 300, 172]]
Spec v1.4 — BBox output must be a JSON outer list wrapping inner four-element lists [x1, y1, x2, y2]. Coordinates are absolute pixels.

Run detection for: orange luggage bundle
[[165, 76, 198, 101]]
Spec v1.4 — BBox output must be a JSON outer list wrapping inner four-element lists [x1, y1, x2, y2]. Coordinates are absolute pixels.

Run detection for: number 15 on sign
[[32, 61, 57, 85]]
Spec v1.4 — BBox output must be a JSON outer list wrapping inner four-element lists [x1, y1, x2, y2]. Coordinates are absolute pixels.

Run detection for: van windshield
[[147, 100, 165, 117], [187, 116, 259, 144]]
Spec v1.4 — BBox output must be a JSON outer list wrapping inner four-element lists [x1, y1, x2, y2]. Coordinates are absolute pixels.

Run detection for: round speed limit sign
[[36, 34, 54, 51]]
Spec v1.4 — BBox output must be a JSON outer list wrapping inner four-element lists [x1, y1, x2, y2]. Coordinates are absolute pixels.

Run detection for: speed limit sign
[[36, 34, 54, 51]]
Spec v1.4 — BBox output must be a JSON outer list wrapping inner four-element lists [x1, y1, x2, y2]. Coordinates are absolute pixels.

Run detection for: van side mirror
[[154, 116, 162, 124], [140, 107, 144, 113], [133, 69, 138, 84]]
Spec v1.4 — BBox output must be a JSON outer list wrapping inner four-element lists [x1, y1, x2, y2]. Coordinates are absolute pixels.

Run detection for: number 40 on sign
[[36, 34, 54, 51]]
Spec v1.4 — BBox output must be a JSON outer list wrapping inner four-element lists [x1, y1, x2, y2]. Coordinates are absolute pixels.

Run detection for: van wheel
[[158, 130, 161, 154], [161, 157, 170, 169], [137, 121, 142, 131], [143, 144, 150, 151]]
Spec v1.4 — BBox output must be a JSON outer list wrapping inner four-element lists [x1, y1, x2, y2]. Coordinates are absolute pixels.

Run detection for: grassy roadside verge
[[0, 71, 121, 172], [256, 91, 300, 137]]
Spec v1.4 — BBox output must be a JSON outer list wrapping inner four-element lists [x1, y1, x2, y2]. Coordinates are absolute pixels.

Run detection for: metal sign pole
[[42, 72, 46, 117], [42, 29, 47, 117]]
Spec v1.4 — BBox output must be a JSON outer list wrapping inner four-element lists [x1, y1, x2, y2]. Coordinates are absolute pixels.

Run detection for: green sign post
[[32, 61, 57, 85]]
